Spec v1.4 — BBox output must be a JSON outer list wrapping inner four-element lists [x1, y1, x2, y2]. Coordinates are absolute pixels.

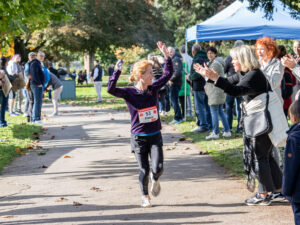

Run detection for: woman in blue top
[[108, 42, 172, 208]]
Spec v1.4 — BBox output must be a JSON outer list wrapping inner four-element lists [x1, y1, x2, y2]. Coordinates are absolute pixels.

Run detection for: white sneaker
[[34, 120, 44, 125], [150, 173, 161, 197], [223, 131, 232, 137], [49, 112, 58, 117], [141, 195, 151, 208], [191, 126, 201, 132], [205, 132, 219, 140], [22, 113, 28, 117]]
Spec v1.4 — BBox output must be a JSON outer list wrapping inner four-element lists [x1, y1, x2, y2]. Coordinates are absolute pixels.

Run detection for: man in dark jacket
[[167, 47, 183, 124], [224, 40, 244, 133], [29, 51, 45, 124], [91, 59, 104, 103], [282, 100, 300, 225], [189, 44, 211, 133]]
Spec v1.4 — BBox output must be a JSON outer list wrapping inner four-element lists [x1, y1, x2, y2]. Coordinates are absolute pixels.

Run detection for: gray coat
[[204, 58, 226, 106], [261, 58, 284, 102]]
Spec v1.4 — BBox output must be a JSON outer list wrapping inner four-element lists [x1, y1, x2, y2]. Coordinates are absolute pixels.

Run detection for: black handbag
[[242, 91, 273, 138]]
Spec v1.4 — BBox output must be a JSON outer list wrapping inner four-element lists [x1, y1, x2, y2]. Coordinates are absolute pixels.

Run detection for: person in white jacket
[[255, 37, 284, 168]]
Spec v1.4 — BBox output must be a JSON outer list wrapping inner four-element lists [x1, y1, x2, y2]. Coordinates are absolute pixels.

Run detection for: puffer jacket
[[204, 57, 226, 105]]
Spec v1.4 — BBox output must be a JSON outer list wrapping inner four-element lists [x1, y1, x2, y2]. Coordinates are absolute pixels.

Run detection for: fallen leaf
[[184, 147, 190, 150], [73, 201, 82, 206], [185, 139, 194, 143], [37, 152, 46, 156], [179, 137, 186, 142], [64, 155, 72, 158], [173, 142, 178, 146], [199, 150, 209, 155], [37, 165, 48, 169], [26, 144, 33, 149], [165, 146, 176, 151], [50, 136, 55, 140], [56, 197, 68, 202], [90, 187, 102, 192], [2, 215, 14, 218]]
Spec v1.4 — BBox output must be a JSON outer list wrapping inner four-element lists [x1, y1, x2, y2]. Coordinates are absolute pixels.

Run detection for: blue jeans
[[170, 85, 182, 121], [31, 85, 43, 122], [225, 95, 243, 131], [0, 90, 8, 127], [210, 104, 230, 134], [193, 91, 212, 130], [292, 203, 300, 225]]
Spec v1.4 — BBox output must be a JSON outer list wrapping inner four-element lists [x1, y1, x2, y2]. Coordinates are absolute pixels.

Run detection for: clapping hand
[[282, 54, 297, 70], [0, 70, 5, 79], [157, 41, 170, 59], [193, 63, 219, 82]]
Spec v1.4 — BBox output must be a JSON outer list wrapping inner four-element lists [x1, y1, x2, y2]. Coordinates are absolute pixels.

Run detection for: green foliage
[[247, 0, 300, 20], [0, 0, 80, 47], [158, 0, 234, 47], [29, 0, 170, 58]]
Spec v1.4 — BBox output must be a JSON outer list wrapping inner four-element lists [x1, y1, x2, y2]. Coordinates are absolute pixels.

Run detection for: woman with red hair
[[255, 37, 285, 203], [255, 37, 284, 102]]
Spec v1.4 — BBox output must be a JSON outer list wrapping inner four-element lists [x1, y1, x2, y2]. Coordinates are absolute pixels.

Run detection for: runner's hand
[[115, 59, 123, 71], [157, 41, 170, 59]]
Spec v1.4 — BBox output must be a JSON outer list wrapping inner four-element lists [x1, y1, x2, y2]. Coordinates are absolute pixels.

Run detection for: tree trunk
[[84, 52, 94, 76]]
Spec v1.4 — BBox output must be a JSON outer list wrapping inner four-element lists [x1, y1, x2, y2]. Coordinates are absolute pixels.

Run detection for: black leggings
[[131, 132, 164, 195]]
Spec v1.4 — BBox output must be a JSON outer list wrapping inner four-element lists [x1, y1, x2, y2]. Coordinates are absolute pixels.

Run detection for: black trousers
[[252, 134, 282, 193], [292, 203, 300, 225], [131, 132, 164, 195]]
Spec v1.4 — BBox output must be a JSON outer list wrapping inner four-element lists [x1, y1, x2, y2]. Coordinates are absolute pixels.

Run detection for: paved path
[[0, 104, 294, 225]]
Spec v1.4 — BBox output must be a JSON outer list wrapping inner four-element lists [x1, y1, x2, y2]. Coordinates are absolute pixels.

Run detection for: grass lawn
[[60, 85, 129, 111], [0, 114, 42, 173], [162, 113, 245, 177], [63, 85, 245, 177]]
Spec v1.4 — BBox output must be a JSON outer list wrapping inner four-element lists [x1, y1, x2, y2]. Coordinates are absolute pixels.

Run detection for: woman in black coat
[[194, 45, 283, 206]]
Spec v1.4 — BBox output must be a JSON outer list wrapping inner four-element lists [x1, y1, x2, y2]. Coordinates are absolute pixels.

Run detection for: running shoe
[[205, 132, 219, 140], [191, 126, 201, 132], [150, 173, 161, 197], [9, 112, 19, 116], [269, 192, 287, 202], [169, 119, 183, 125], [245, 193, 271, 206], [222, 131, 232, 137], [141, 195, 151, 208]]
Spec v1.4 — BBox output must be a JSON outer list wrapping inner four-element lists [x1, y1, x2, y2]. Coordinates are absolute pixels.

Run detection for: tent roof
[[186, 0, 300, 42]]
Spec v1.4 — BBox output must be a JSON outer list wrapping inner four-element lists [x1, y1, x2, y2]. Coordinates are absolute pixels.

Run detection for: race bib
[[138, 106, 158, 124]]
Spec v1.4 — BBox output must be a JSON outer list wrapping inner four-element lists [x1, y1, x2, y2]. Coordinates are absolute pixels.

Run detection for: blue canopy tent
[[182, 0, 300, 121], [185, 0, 300, 42]]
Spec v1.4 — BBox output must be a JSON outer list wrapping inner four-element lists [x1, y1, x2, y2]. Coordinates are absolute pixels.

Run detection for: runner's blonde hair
[[129, 59, 152, 83]]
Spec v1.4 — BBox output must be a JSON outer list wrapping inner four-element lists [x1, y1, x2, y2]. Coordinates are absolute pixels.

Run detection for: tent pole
[[184, 40, 188, 122]]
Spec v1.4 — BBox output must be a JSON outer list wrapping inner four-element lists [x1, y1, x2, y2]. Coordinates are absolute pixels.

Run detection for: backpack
[[281, 69, 294, 99]]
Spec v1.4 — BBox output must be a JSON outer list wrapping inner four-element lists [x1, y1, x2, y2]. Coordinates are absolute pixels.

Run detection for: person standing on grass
[[194, 45, 286, 206], [107, 41, 172, 208], [91, 60, 104, 103], [167, 46, 183, 124], [24, 52, 36, 122], [6, 54, 21, 116], [282, 100, 300, 225], [30, 51, 46, 125]]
